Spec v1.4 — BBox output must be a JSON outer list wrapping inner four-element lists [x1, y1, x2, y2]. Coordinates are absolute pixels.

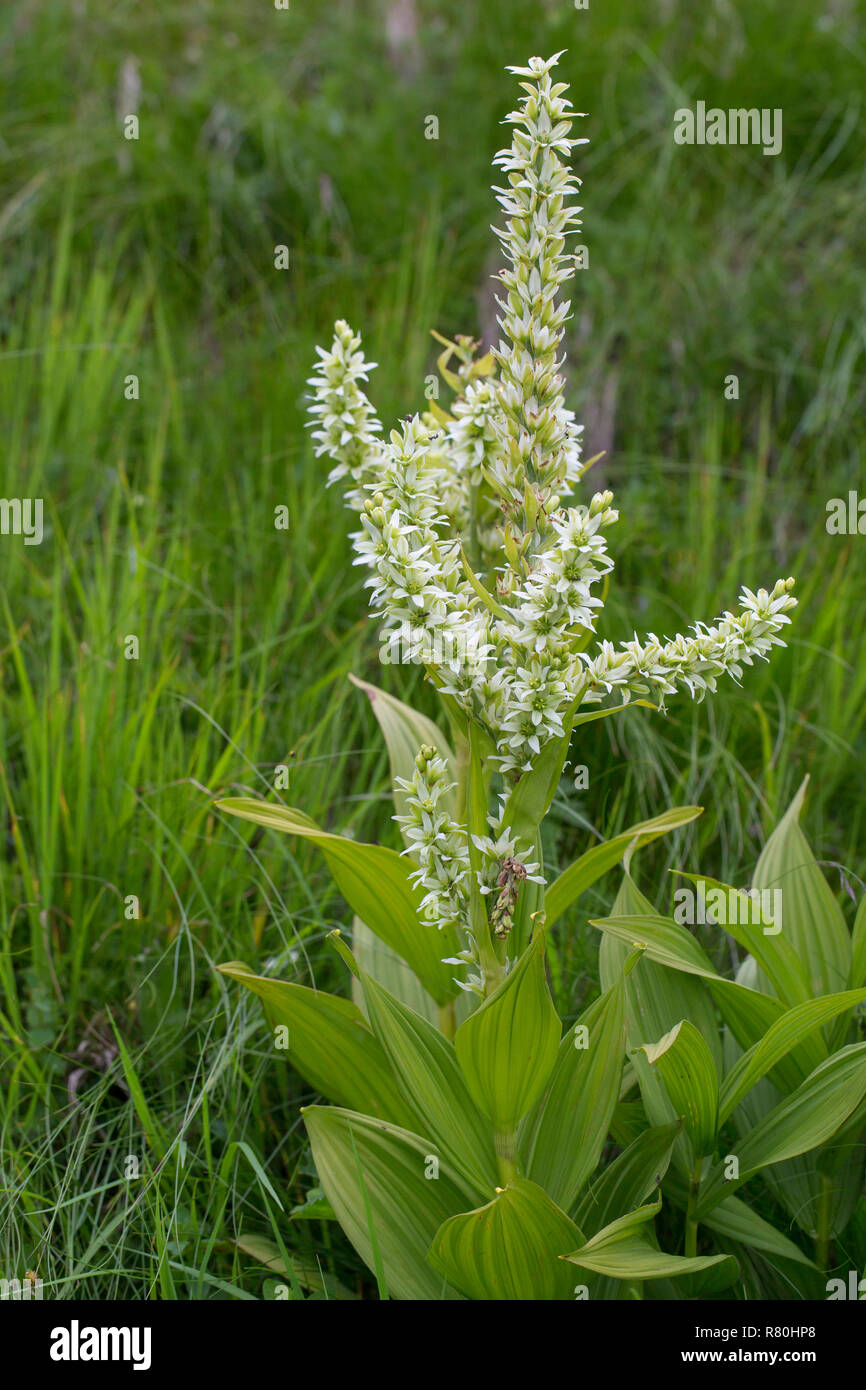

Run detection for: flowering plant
[[211, 57, 866, 1301], [304, 51, 796, 997]]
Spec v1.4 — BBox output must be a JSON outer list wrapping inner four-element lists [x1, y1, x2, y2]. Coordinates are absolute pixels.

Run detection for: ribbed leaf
[[347, 674, 457, 825], [701, 1195, 816, 1270], [599, 873, 721, 1180], [303, 1106, 468, 1300], [217, 962, 413, 1125], [709, 976, 825, 1090], [454, 930, 561, 1130], [562, 1198, 737, 1285], [574, 1122, 682, 1238], [216, 799, 460, 1003], [524, 980, 625, 1210], [697, 1042, 866, 1216], [753, 777, 851, 997], [351, 916, 439, 1026], [719, 988, 866, 1124], [428, 1176, 581, 1300], [675, 872, 812, 1006], [641, 1020, 719, 1159], [361, 973, 498, 1201], [592, 911, 720, 981], [546, 806, 702, 928]]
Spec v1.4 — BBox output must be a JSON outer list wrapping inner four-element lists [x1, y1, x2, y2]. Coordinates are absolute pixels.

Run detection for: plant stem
[[494, 1127, 518, 1186], [685, 1159, 702, 1259], [438, 999, 457, 1041]]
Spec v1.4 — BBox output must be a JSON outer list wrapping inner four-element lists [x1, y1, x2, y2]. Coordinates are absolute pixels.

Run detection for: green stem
[[685, 1159, 702, 1259], [438, 999, 457, 1041], [494, 1127, 518, 1186]]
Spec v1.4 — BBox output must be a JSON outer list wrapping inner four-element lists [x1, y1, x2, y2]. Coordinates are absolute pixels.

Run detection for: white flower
[[305, 55, 798, 975]]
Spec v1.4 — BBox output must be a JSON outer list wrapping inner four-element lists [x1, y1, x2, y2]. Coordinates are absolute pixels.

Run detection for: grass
[[0, 0, 864, 1298]]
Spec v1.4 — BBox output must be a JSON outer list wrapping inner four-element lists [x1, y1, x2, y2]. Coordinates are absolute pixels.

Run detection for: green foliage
[[2, 0, 863, 1304], [223, 700, 866, 1299]]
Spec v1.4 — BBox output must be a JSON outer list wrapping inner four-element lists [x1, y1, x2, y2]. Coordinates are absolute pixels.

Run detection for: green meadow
[[0, 0, 863, 1298]]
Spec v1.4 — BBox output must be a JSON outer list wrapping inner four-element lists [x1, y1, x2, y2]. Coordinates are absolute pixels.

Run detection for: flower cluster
[[393, 746, 469, 935], [307, 53, 797, 969]]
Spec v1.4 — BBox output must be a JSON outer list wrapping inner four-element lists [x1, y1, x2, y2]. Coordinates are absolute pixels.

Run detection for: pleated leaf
[[217, 962, 413, 1125], [303, 1106, 468, 1300], [599, 872, 722, 1179], [361, 973, 498, 1201], [545, 806, 702, 928], [428, 1176, 582, 1301], [641, 1020, 719, 1159], [592, 910, 720, 981], [709, 976, 826, 1090], [752, 777, 851, 998], [347, 674, 457, 826], [675, 872, 812, 1006], [574, 1122, 682, 1238], [697, 1042, 866, 1216], [562, 1198, 737, 1286], [524, 980, 626, 1210], [217, 798, 460, 1003], [454, 930, 561, 1129], [719, 988, 866, 1124]]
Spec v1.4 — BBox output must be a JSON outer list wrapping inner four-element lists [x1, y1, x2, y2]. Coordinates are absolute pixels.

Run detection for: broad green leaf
[[347, 674, 457, 826], [675, 872, 811, 1006], [428, 1176, 582, 1301], [599, 872, 721, 1180], [455, 930, 561, 1130], [361, 973, 498, 1201], [351, 916, 474, 1031], [216, 799, 460, 1004], [303, 1106, 467, 1300], [641, 1020, 719, 1159], [574, 1122, 682, 1238], [562, 1198, 737, 1285], [697, 1042, 866, 1216], [709, 975, 825, 1091], [524, 980, 626, 1211], [610, 1101, 650, 1150], [592, 911, 720, 981], [701, 1197, 817, 1271], [351, 916, 440, 1026], [216, 962, 413, 1125], [722, 959, 860, 1241], [545, 806, 703, 928], [502, 706, 578, 849], [719, 988, 866, 1124], [753, 776, 851, 998]]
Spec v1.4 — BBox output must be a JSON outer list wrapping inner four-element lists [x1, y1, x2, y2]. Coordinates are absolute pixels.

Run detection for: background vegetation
[[0, 0, 863, 1298]]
